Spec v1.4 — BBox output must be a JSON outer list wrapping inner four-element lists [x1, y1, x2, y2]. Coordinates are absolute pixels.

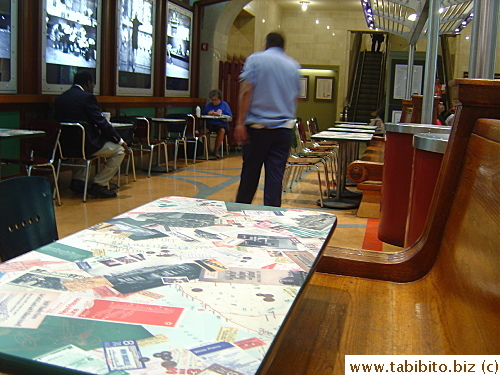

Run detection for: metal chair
[[0, 120, 62, 205], [185, 114, 206, 164], [283, 122, 333, 207], [57, 122, 100, 202], [130, 117, 168, 177], [163, 117, 188, 170], [0, 176, 58, 262], [111, 117, 137, 185]]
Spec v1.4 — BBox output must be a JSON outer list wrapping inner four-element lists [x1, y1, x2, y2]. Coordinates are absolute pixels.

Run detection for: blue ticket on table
[[103, 339, 146, 372]]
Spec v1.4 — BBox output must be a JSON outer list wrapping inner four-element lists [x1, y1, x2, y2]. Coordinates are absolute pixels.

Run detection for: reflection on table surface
[[150, 118, 186, 123], [327, 127, 376, 133], [0, 196, 336, 375], [0, 128, 45, 138]]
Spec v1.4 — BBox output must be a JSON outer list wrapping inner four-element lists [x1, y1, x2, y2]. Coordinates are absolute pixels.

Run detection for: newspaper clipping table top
[[0, 196, 336, 375]]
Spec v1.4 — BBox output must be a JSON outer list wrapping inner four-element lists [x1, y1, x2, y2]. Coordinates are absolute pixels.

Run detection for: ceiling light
[[408, 13, 417, 21], [439, 7, 445, 13], [316, 19, 319, 24], [326, 25, 330, 29], [300, 1, 310, 11]]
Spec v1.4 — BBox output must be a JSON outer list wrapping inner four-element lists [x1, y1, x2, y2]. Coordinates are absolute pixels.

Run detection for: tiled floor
[[53, 153, 402, 253]]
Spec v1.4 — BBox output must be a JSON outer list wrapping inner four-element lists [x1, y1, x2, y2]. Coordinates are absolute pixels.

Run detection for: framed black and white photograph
[[299, 76, 308, 99], [315, 77, 334, 101], [116, 0, 155, 95]]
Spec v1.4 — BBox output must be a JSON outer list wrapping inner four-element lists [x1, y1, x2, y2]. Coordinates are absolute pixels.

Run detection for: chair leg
[[193, 140, 198, 164], [173, 141, 178, 170], [129, 151, 137, 181], [182, 140, 188, 167], [83, 160, 91, 202], [204, 137, 209, 160], [49, 164, 61, 206], [163, 143, 169, 171], [147, 147, 154, 178]]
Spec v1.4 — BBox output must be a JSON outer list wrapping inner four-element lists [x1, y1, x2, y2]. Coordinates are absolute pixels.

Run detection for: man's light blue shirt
[[239, 47, 300, 128]]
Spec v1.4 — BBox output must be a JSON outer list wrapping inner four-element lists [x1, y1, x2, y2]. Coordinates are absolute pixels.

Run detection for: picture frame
[[299, 76, 309, 100], [314, 77, 334, 102]]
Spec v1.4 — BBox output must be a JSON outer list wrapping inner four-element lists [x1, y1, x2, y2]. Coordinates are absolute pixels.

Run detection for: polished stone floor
[[53, 152, 401, 253]]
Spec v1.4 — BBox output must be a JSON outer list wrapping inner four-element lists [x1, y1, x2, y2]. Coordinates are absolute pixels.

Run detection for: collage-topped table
[[0, 196, 336, 375]]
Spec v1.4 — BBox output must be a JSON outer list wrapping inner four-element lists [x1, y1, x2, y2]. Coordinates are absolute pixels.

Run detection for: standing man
[[55, 70, 129, 198], [234, 32, 300, 207], [371, 33, 385, 52]]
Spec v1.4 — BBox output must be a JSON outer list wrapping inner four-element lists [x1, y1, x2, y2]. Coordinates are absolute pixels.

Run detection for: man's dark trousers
[[236, 126, 293, 207]]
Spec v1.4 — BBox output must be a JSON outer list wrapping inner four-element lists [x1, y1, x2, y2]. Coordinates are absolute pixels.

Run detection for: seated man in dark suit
[[55, 70, 129, 198]]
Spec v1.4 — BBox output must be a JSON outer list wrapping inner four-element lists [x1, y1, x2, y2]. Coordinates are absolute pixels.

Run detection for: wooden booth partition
[[219, 57, 244, 147]]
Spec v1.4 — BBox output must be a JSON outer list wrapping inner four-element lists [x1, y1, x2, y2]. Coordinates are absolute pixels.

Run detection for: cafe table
[[0, 196, 336, 375], [0, 128, 45, 179], [312, 131, 373, 209]]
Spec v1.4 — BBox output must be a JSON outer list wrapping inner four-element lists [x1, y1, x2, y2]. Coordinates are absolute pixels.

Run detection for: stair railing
[[350, 51, 367, 121]]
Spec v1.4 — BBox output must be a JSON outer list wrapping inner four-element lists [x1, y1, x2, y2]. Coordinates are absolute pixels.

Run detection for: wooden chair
[[0, 176, 58, 262], [258, 79, 500, 374]]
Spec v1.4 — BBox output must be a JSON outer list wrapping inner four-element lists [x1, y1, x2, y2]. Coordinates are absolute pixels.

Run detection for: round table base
[[150, 165, 173, 173], [328, 188, 363, 198], [317, 197, 360, 209]]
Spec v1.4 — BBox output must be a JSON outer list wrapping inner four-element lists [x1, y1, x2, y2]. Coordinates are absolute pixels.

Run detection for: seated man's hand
[[121, 142, 130, 154]]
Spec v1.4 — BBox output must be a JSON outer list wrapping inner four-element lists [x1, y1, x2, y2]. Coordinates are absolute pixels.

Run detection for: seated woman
[[203, 89, 233, 158]]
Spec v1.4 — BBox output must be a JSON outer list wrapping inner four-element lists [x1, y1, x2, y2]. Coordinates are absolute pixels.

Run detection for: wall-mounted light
[[300, 1, 310, 11]]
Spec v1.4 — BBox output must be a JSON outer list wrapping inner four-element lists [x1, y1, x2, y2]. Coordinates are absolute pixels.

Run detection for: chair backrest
[[133, 117, 152, 146], [308, 118, 319, 135], [296, 120, 308, 143], [291, 121, 305, 154], [58, 123, 88, 159], [165, 118, 187, 138], [186, 114, 198, 138], [25, 120, 61, 162], [0, 176, 58, 262]]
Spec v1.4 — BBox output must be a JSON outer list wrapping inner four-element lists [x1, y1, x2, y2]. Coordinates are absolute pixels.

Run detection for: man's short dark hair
[[266, 32, 285, 49], [73, 70, 94, 86]]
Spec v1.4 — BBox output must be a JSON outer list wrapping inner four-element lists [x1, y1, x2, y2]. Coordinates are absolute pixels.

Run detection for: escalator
[[347, 50, 386, 123]]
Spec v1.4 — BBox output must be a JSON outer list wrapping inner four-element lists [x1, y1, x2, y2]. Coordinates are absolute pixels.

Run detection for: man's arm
[[234, 80, 253, 145]]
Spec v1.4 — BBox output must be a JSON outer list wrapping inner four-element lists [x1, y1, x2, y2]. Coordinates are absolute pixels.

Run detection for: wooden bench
[[346, 136, 385, 217], [259, 79, 500, 374]]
